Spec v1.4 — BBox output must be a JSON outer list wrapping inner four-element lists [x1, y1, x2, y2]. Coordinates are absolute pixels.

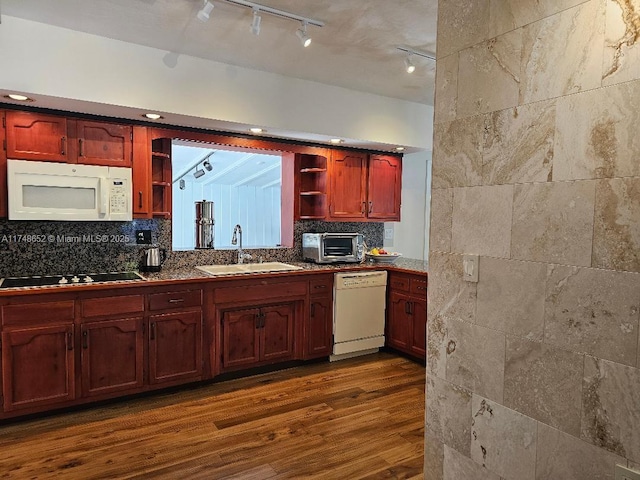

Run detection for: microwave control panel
[[109, 179, 129, 214]]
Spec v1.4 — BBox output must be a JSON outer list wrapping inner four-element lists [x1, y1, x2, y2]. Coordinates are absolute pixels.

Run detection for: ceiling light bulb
[[296, 22, 311, 47], [143, 113, 163, 120], [250, 9, 262, 35], [395, 146, 405, 152], [330, 139, 343, 144], [249, 128, 264, 134], [193, 167, 205, 179], [197, 1, 214, 22], [405, 55, 416, 74], [203, 160, 213, 171], [5, 94, 32, 101]]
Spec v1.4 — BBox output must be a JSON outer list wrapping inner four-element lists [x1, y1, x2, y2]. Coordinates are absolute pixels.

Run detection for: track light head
[[193, 167, 206, 179], [197, 1, 214, 22], [203, 160, 213, 171], [250, 8, 262, 35], [179, 179, 186, 190], [404, 54, 416, 74], [296, 21, 311, 47]]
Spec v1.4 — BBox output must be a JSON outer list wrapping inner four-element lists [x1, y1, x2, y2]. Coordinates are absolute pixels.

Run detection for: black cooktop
[[0, 271, 146, 289]]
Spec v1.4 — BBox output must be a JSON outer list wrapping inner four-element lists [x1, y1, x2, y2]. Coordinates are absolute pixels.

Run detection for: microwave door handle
[[99, 178, 109, 216]]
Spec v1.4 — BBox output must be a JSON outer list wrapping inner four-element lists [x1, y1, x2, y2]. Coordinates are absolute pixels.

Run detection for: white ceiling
[[1, 0, 438, 105]]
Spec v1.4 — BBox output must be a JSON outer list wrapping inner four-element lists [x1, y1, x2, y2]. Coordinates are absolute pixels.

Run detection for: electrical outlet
[[384, 227, 394, 240], [616, 465, 640, 480], [135, 229, 152, 245], [463, 255, 479, 283]]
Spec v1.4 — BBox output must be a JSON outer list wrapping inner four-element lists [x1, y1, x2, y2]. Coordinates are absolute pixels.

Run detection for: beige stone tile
[[593, 178, 640, 273], [489, 0, 592, 38], [511, 181, 596, 266], [554, 82, 640, 181], [603, 0, 640, 86], [629, 462, 640, 474], [432, 117, 484, 189], [427, 252, 477, 378], [457, 30, 522, 118], [443, 445, 501, 480], [470, 395, 537, 480], [424, 433, 444, 480], [436, 0, 490, 58], [434, 53, 458, 125], [544, 265, 640, 365], [536, 422, 626, 480], [446, 320, 505, 403], [451, 185, 513, 258], [582, 357, 640, 463], [520, 0, 605, 104], [504, 337, 583, 436], [429, 188, 453, 253], [476, 258, 546, 340], [483, 100, 555, 185], [427, 375, 473, 457]]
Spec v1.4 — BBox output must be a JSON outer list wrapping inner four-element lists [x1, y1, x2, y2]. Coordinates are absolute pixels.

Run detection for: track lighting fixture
[[193, 166, 206, 179], [203, 160, 213, 171], [296, 21, 311, 47], [179, 179, 186, 190], [197, 1, 214, 22], [404, 54, 416, 74], [250, 8, 262, 35], [396, 46, 436, 74]]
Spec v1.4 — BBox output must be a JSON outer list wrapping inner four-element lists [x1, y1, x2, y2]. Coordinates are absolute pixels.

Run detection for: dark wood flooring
[[0, 352, 425, 479]]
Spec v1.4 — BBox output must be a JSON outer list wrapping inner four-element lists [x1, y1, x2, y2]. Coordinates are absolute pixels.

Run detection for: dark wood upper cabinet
[[328, 150, 402, 222], [5, 111, 69, 162], [75, 121, 132, 167]]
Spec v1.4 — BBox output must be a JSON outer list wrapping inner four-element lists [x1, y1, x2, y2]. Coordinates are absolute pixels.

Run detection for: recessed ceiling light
[[143, 113, 164, 120], [330, 139, 343, 144], [249, 128, 265, 134], [5, 94, 33, 102], [395, 146, 405, 152]]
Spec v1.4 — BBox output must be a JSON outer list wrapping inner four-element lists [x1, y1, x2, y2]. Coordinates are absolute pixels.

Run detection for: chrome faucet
[[231, 224, 252, 264]]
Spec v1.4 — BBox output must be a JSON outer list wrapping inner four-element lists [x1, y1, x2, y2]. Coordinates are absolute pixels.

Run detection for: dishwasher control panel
[[334, 271, 387, 289]]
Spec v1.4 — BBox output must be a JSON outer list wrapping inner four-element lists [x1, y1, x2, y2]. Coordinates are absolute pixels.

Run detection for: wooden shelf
[[295, 153, 328, 221]]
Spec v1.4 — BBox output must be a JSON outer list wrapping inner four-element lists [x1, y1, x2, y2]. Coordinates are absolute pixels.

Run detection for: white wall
[[0, 16, 434, 151], [384, 151, 430, 260]]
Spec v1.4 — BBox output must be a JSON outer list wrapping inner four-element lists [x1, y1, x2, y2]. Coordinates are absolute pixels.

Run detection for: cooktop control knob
[[58, 277, 68, 284], [83, 276, 94, 283], [71, 276, 80, 283]]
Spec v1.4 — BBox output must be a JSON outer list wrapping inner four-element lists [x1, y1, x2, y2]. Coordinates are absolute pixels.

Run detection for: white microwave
[[7, 159, 132, 221]]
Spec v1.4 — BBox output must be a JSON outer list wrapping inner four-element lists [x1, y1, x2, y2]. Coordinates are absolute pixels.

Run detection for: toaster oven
[[302, 233, 365, 264]]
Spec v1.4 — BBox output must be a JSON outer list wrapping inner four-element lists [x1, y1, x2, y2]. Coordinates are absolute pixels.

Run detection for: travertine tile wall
[[427, 1, 640, 479]]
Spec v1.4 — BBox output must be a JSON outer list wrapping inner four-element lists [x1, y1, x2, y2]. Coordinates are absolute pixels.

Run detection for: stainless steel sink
[[195, 262, 303, 276]]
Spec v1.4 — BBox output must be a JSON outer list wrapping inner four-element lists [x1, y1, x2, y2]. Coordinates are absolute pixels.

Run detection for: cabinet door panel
[[149, 311, 202, 384], [76, 121, 132, 167], [329, 151, 367, 219], [306, 297, 332, 359], [5, 111, 68, 162], [411, 299, 427, 359], [2, 325, 75, 411], [132, 126, 151, 216], [222, 308, 260, 369], [0, 111, 6, 218], [367, 155, 401, 221], [81, 318, 144, 397], [386, 292, 412, 352], [262, 304, 295, 362]]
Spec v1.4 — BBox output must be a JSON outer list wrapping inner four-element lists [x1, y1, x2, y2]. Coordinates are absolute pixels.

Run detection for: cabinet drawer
[[214, 282, 307, 304], [310, 277, 333, 296], [388, 275, 410, 293], [81, 295, 144, 318], [148, 290, 202, 311], [2, 300, 75, 326], [410, 278, 427, 297]]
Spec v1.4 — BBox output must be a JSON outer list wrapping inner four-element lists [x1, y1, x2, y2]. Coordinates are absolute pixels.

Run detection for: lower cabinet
[[2, 324, 76, 411], [304, 275, 334, 359], [80, 317, 145, 397], [149, 310, 203, 384], [386, 272, 427, 361], [221, 303, 295, 371]]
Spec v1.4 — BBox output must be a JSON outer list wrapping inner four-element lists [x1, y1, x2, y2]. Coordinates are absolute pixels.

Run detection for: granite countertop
[[0, 258, 427, 295]]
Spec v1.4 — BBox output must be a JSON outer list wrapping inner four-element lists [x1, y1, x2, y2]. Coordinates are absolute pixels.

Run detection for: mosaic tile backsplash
[[0, 219, 383, 277]]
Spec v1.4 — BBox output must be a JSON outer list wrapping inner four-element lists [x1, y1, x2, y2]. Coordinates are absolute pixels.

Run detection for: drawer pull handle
[[82, 330, 88, 349], [139, 191, 143, 209], [61, 136, 66, 155], [313, 285, 327, 289], [79, 138, 84, 157], [168, 299, 185, 304], [368, 201, 373, 213]]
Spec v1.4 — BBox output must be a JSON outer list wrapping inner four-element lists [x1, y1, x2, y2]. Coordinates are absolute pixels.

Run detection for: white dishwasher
[[331, 270, 388, 361]]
